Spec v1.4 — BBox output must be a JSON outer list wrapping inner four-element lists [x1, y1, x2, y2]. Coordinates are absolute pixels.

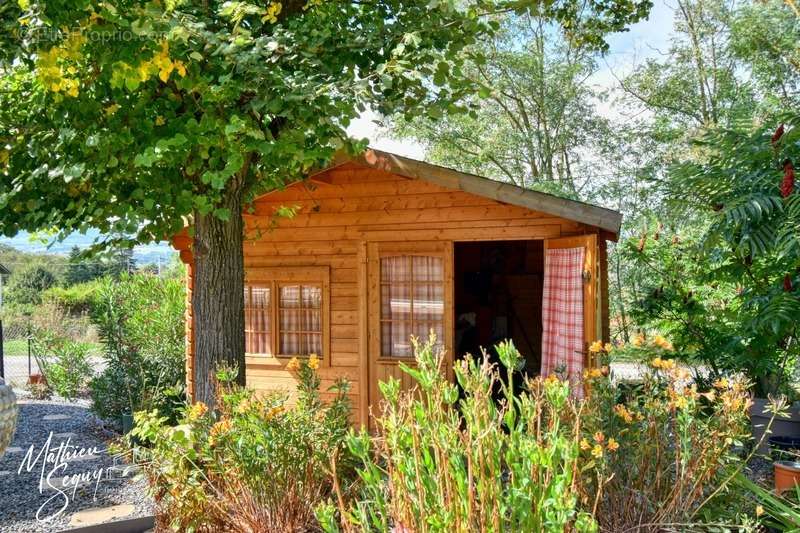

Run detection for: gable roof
[[0, 263, 9, 276], [308, 149, 622, 235]]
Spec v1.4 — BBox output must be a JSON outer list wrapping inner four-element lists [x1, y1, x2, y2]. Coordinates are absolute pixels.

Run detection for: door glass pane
[[381, 256, 412, 282], [382, 321, 413, 358], [381, 283, 411, 321], [413, 256, 443, 281], [412, 283, 443, 321]]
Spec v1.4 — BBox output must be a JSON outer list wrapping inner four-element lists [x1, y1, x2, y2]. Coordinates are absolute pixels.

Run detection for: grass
[[2, 339, 103, 356], [2, 338, 31, 356]]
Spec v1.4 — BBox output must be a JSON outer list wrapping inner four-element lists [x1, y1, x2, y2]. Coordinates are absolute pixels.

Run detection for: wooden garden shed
[[173, 149, 622, 426]]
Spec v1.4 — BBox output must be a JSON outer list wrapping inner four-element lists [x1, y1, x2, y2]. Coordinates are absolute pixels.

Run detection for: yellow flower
[[651, 357, 663, 369], [593, 431, 605, 444], [580, 438, 591, 451], [607, 438, 619, 452], [756, 505, 764, 517], [604, 343, 613, 353], [308, 354, 320, 370], [713, 378, 729, 389], [188, 401, 208, 421], [591, 444, 603, 458], [262, 2, 282, 23], [155, 115, 165, 126], [614, 404, 633, 424], [632, 334, 645, 347], [589, 340, 603, 353], [286, 357, 300, 371], [104, 103, 120, 116], [544, 374, 560, 385]]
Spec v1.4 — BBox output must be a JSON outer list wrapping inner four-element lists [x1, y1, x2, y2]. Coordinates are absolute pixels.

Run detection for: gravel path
[[0, 397, 154, 532]]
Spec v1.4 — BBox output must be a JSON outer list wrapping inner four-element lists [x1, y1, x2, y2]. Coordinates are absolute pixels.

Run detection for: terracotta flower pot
[[774, 461, 800, 494], [28, 373, 45, 385], [751, 397, 800, 455]]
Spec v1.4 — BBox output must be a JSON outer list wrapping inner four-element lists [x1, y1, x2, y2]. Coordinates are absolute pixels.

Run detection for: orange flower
[[589, 340, 603, 353], [286, 357, 300, 371], [580, 438, 591, 451], [593, 431, 605, 444], [607, 438, 619, 452], [308, 354, 320, 370]]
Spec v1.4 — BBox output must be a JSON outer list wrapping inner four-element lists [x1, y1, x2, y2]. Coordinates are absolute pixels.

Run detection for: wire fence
[[0, 321, 38, 388], [0, 318, 106, 390]]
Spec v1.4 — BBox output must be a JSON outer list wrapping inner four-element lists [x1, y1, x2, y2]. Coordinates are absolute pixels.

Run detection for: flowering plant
[[131, 358, 352, 532], [578, 342, 752, 531]]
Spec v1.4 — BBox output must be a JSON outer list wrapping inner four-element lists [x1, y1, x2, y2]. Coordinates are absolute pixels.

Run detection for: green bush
[[6, 263, 57, 306], [319, 337, 596, 533], [32, 330, 93, 400], [132, 357, 353, 533], [89, 273, 186, 423], [43, 280, 101, 314]]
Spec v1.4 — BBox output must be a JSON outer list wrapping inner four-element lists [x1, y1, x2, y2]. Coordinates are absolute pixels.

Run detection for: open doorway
[[454, 240, 544, 381]]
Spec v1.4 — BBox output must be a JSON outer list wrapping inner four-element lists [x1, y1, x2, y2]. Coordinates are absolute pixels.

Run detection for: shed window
[[244, 286, 272, 355], [279, 284, 323, 356], [380, 256, 444, 357], [244, 266, 329, 360]]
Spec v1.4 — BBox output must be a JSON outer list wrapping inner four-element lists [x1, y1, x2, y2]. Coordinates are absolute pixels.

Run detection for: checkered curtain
[[540, 247, 585, 394], [381, 256, 444, 357], [279, 285, 322, 355], [244, 286, 272, 355]]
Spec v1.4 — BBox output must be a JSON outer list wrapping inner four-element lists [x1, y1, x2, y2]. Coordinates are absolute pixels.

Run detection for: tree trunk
[[191, 181, 246, 407]]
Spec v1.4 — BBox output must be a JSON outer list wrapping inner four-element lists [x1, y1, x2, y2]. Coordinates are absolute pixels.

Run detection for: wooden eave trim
[[252, 149, 622, 236]]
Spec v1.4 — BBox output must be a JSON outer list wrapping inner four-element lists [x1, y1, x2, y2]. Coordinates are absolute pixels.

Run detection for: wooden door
[[543, 234, 600, 369], [367, 241, 454, 420]]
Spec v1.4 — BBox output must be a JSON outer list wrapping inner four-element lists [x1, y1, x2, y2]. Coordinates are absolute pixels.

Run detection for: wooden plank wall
[[180, 162, 596, 425]]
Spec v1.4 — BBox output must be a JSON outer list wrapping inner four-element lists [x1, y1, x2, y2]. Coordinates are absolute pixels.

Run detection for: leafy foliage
[[581, 351, 752, 531], [31, 329, 94, 400], [6, 263, 57, 305], [132, 357, 352, 533], [321, 337, 597, 532], [89, 273, 186, 422], [664, 113, 800, 395]]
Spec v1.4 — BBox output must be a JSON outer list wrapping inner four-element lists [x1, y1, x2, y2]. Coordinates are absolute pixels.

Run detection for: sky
[[1, 1, 676, 260]]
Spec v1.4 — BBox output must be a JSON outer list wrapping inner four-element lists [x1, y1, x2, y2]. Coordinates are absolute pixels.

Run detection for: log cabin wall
[[178, 162, 604, 426]]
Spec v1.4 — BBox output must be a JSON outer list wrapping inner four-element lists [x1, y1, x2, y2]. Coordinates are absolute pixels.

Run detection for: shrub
[[320, 337, 596, 533], [579, 345, 753, 531], [31, 329, 94, 400], [89, 273, 186, 423], [43, 280, 101, 315], [132, 357, 353, 533], [6, 264, 57, 305]]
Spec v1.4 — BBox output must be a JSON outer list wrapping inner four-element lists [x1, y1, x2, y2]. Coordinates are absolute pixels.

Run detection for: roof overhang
[[310, 149, 622, 236]]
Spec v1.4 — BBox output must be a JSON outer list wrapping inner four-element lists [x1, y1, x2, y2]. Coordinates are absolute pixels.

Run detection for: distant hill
[[0, 231, 176, 271]]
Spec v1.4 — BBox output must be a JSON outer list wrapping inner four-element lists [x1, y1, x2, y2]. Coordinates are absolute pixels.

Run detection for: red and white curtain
[[540, 247, 585, 394], [279, 285, 322, 355], [380, 256, 444, 357]]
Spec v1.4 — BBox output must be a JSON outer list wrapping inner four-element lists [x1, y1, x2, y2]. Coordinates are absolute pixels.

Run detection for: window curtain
[[381, 256, 444, 357], [279, 285, 322, 355], [540, 247, 585, 395], [244, 286, 271, 355]]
